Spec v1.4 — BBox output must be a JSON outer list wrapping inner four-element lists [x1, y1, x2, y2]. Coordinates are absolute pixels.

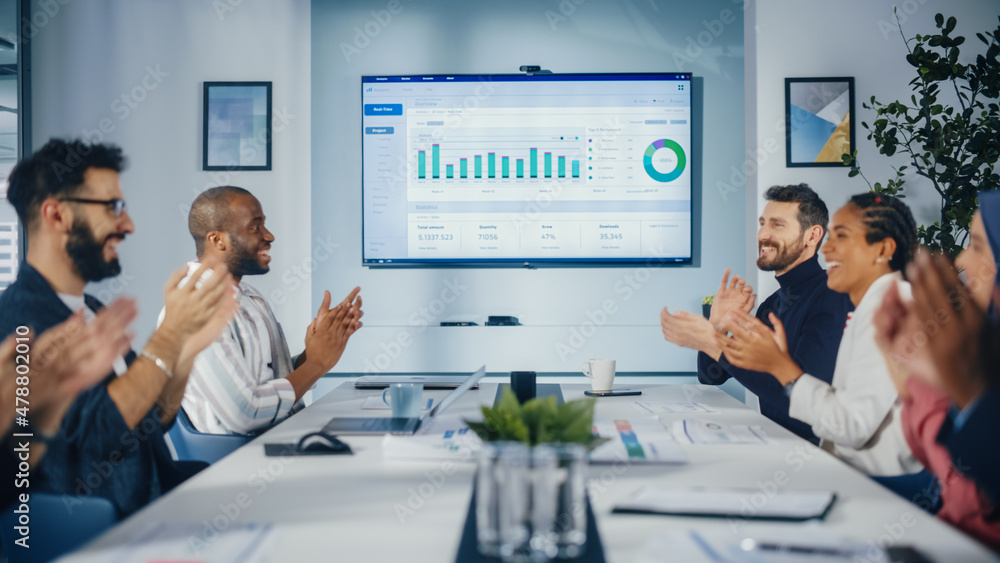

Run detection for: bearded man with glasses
[[0, 139, 237, 516]]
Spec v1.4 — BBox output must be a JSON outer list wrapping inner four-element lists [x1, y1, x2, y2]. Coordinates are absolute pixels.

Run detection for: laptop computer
[[323, 366, 487, 435], [353, 374, 479, 390]]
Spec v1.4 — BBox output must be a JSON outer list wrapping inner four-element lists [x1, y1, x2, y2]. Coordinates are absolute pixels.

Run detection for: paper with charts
[[382, 416, 482, 462], [632, 399, 718, 415], [590, 418, 688, 464], [673, 419, 774, 445]]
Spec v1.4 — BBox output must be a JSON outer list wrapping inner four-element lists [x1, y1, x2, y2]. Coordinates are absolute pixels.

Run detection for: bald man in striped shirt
[[173, 186, 363, 434]]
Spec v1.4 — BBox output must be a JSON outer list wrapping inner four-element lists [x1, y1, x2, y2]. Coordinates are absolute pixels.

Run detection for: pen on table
[[740, 539, 861, 559]]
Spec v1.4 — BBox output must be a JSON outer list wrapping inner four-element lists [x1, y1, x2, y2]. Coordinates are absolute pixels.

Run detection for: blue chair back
[[0, 493, 117, 563], [167, 407, 251, 464]]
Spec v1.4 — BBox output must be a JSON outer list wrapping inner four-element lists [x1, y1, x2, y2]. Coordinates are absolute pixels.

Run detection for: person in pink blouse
[[875, 191, 1000, 552]]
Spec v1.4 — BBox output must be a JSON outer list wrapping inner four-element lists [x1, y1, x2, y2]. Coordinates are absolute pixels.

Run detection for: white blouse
[[789, 272, 922, 476]]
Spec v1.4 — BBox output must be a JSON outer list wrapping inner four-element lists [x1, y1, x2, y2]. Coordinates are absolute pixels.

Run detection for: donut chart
[[643, 139, 686, 182]]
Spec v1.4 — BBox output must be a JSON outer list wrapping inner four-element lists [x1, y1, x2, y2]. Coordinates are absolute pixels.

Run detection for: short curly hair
[[7, 139, 127, 230]]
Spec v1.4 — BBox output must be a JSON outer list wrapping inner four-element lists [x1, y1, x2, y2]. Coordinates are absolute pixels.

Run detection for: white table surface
[[59, 378, 996, 562]]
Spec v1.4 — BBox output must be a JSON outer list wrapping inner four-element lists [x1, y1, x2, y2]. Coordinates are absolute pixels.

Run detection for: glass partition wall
[[0, 0, 26, 292]]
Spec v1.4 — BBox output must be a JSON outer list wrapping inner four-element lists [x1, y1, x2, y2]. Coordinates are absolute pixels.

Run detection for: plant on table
[[465, 388, 607, 450]]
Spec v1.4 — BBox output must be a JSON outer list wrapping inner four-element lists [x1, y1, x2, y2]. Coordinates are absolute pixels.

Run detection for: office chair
[[166, 407, 251, 464], [0, 493, 117, 563]]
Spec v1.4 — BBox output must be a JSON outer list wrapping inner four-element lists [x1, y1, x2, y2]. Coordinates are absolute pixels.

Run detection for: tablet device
[[584, 389, 642, 397]]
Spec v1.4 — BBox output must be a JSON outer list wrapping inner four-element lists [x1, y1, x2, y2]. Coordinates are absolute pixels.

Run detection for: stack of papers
[[382, 417, 482, 462], [590, 418, 687, 464], [381, 417, 688, 465], [633, 399, 718, 415], [673, 419, 774, 445]]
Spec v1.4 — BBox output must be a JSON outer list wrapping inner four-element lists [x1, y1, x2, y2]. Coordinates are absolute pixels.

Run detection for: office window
[[0, 0, 26, 293]]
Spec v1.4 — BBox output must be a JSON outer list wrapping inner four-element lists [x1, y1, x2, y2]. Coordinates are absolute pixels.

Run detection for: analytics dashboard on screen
[[361, 73, 692, 266]]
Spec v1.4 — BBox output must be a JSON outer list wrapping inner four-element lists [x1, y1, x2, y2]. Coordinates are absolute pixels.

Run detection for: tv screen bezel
[[360, 72, 694, 269]]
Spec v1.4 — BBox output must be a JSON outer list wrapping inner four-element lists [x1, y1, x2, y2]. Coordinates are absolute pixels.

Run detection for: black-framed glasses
[[60, 197, 127, 217]]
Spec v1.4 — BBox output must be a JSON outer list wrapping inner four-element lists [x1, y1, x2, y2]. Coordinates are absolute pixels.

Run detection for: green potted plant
[[466, 388, 606, 558], [843, 11, 1000, 256], [702, 294, 714, 319], [465, 388, 606, 450]]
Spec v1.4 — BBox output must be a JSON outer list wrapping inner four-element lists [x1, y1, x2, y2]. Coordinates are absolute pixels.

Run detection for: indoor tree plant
[[843, 11, 1000, 256]]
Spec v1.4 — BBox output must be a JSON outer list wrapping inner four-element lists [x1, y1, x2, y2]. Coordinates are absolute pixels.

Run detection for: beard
[[757, 233, 806, 272], [66, 219, 123, 282], [227, 237, 269, 278]]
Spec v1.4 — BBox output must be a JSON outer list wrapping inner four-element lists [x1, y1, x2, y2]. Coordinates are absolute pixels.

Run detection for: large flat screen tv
[[361, 73, 692, 267]]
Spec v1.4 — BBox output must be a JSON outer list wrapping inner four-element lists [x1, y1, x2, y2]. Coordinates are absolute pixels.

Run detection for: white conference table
[[61, 377, 996, 562]]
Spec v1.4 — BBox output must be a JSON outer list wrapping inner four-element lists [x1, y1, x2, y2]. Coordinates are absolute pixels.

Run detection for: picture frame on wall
[[203, 81, 272, 171], [784, 77, 855, 168]]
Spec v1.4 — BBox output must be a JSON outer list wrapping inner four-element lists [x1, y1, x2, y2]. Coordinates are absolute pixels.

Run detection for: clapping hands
[[1, 298, 138, 437], [716, 310, 802, 385], [709, 268, 756, 332], [303, 287, 364, 373]]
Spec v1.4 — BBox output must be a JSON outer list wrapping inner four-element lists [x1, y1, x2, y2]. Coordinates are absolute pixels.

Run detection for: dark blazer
[[0, 263, 190, 516]]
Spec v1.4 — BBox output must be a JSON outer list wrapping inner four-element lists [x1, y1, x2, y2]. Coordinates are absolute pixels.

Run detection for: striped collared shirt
[[175, 263, 297, 434]]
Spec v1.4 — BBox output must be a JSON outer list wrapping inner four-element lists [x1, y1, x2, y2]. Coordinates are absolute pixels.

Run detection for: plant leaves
[[464, 388, 604, 449]]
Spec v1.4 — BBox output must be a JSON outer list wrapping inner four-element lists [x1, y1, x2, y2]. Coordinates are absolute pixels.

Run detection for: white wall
[[29, 0, 312, 348], [310, 0, 748, 375], [750, 0, 1000, 299]]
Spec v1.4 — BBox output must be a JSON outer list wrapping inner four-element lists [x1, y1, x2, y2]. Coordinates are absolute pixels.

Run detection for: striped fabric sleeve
[[187, 324, 297, 435]]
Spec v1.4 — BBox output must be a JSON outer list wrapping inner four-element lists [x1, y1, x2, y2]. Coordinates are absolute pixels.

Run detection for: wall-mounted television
[[361, 73, 692, 267]]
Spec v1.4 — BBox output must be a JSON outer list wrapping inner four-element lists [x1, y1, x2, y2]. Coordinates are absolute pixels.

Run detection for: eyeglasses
[[60, 197, 128, 218]]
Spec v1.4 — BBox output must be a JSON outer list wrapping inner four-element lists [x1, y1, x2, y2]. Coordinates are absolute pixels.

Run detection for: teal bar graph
[[417, 145, 583, 182]]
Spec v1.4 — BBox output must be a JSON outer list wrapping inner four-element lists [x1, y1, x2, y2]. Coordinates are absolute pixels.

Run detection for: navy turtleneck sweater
[[697, 253, 853, 443]]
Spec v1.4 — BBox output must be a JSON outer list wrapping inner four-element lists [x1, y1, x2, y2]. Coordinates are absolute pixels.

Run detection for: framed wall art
[[785, 77, 855, 167], [203, 81, 272, 171]]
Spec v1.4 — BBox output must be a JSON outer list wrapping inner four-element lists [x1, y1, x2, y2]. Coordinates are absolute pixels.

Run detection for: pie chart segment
[[643, 139, 686, 182]]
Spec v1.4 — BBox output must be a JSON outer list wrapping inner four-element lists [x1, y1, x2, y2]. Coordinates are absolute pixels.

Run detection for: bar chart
[[409, 127, 586, 184]]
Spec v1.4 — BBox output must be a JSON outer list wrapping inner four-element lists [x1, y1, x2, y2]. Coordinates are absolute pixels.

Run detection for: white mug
[[382, 383, 424, 418], [582, 359, 616, 392]]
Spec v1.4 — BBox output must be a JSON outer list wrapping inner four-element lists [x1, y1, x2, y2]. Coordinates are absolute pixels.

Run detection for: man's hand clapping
[[302, 287, 364, 373], [708, 268, 756, 333], [160, 262, 237, 342], [1, 298, 138, 439]]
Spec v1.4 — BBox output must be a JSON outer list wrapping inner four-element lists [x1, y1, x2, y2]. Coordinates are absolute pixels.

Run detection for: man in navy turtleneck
[[661, 184, 852, 444]]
